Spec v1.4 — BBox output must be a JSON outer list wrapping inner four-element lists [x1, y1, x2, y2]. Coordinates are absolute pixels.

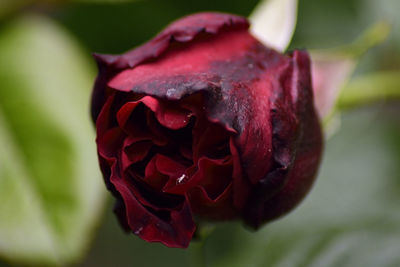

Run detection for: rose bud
[[91, 12, 323, 248]]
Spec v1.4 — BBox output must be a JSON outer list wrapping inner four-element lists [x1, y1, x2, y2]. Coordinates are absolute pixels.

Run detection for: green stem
[[337, 71, 400, 110], [191, 239, 206, 267], [190, 224, 215, 267]]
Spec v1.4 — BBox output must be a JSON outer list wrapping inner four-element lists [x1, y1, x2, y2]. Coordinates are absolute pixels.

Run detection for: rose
[[91, 12, 323, 248]]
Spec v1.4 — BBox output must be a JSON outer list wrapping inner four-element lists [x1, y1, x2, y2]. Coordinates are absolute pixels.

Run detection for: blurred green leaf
[[0, 0, 32, 18], [317, 21, 390, 59], [0, 15, 106, 265], [70, 0, 140, 2], [0, 0, 141, 19], [249, 0, 298, 51]]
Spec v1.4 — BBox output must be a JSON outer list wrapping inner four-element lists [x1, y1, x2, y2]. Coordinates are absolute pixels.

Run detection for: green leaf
[[249, 0, 298, 52], [0, 15, 106, 265], [70, 0, 140, 2], [314, 22, 390, 59], [0, 0, 32, 18]]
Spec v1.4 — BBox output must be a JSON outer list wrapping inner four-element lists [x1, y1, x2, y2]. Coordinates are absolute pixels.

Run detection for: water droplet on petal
[[166, 88, 176, 97], [176, 174, 187, 184], [134, 226, 143, 235]]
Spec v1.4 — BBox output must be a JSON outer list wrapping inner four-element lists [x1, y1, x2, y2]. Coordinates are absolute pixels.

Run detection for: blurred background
[[0, 0, 399, 266]]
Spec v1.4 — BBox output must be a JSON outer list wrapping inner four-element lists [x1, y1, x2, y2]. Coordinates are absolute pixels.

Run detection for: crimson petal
[[110, 162, 195, 248]]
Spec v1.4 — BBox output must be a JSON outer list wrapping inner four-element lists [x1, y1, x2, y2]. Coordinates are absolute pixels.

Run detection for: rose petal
[[154, 154, 187, 177], [193, 120, 231, 161], [117, 99, 170, 147], [110, 162, 195, 248], [243, 50, 322, 228], [122, 140, 152, 167], [96, 93, 116, 136], [93, 12, 249, 72], [187, 183, 236, 220], [107, 29, 257, 97], [117, 101, 150, 141], [163, 156, 231, 199], [144, 156, 170, 191], [230, 137, 250, 210], [97, 127, 125, 159], [141, 97, 192, 130], [192, 156, 232, 200]]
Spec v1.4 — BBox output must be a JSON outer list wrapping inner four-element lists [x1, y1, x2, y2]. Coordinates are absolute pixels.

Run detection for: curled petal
[[144, 156, 170, 191], [243, 50, 323, 228], [97, 127, 125, 159], [187, 184, 236, 220], [110, 163, 195, 248], [163, 156, 231, 197], [122, 139, 152, 166]]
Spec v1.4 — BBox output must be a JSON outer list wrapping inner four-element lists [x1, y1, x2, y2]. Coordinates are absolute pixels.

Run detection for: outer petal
[[243, 50, 323, 228], [91, 12, 249, 122]]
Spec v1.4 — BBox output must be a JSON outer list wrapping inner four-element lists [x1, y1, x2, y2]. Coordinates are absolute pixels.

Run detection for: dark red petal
[[195, 157, 232, 200], [232, 76, 275, 185], [91, 59, 113, 122], [95, 93, 116, 136], [110, 162, 195, 248], [93, 12, 249, 70], [108, 30, 256, 97], [141, 97, 192, 130], [116, 101, 150, 141], [91, 13, 248, 122], [144, 156, 170, 191], [117, 100, 168, 146], [187, 183, 236, 220], [163, 156, 236, 220], [250, 109, 322, 225], [122, 139, 152, 166], [118, 96, 191, 133], [192, 120, 231, 161], [243, 50, 323, 228], [230, 137, 250, 210], [97, 127, 125, 159], [154, 154, 187, 178], [163, 156, 231, 196], [116, 100, 142, 128]]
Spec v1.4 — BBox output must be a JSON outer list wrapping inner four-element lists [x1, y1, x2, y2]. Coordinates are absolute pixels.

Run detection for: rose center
[[117, 92, 233, 201]]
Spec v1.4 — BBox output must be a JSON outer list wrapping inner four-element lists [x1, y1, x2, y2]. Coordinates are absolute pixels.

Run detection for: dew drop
[[134, 226, 143, 235], [176, 174, 187, 184], [166, 88, 176, 97]]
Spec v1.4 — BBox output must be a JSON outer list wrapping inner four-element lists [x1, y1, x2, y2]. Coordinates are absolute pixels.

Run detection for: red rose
[[91, 12, 323, 248]]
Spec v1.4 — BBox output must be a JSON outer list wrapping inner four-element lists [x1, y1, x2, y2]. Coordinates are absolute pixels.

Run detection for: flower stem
[[190, 239, 206, 267], [190, 223, 215, 267], [337, 71, 400, 110]]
